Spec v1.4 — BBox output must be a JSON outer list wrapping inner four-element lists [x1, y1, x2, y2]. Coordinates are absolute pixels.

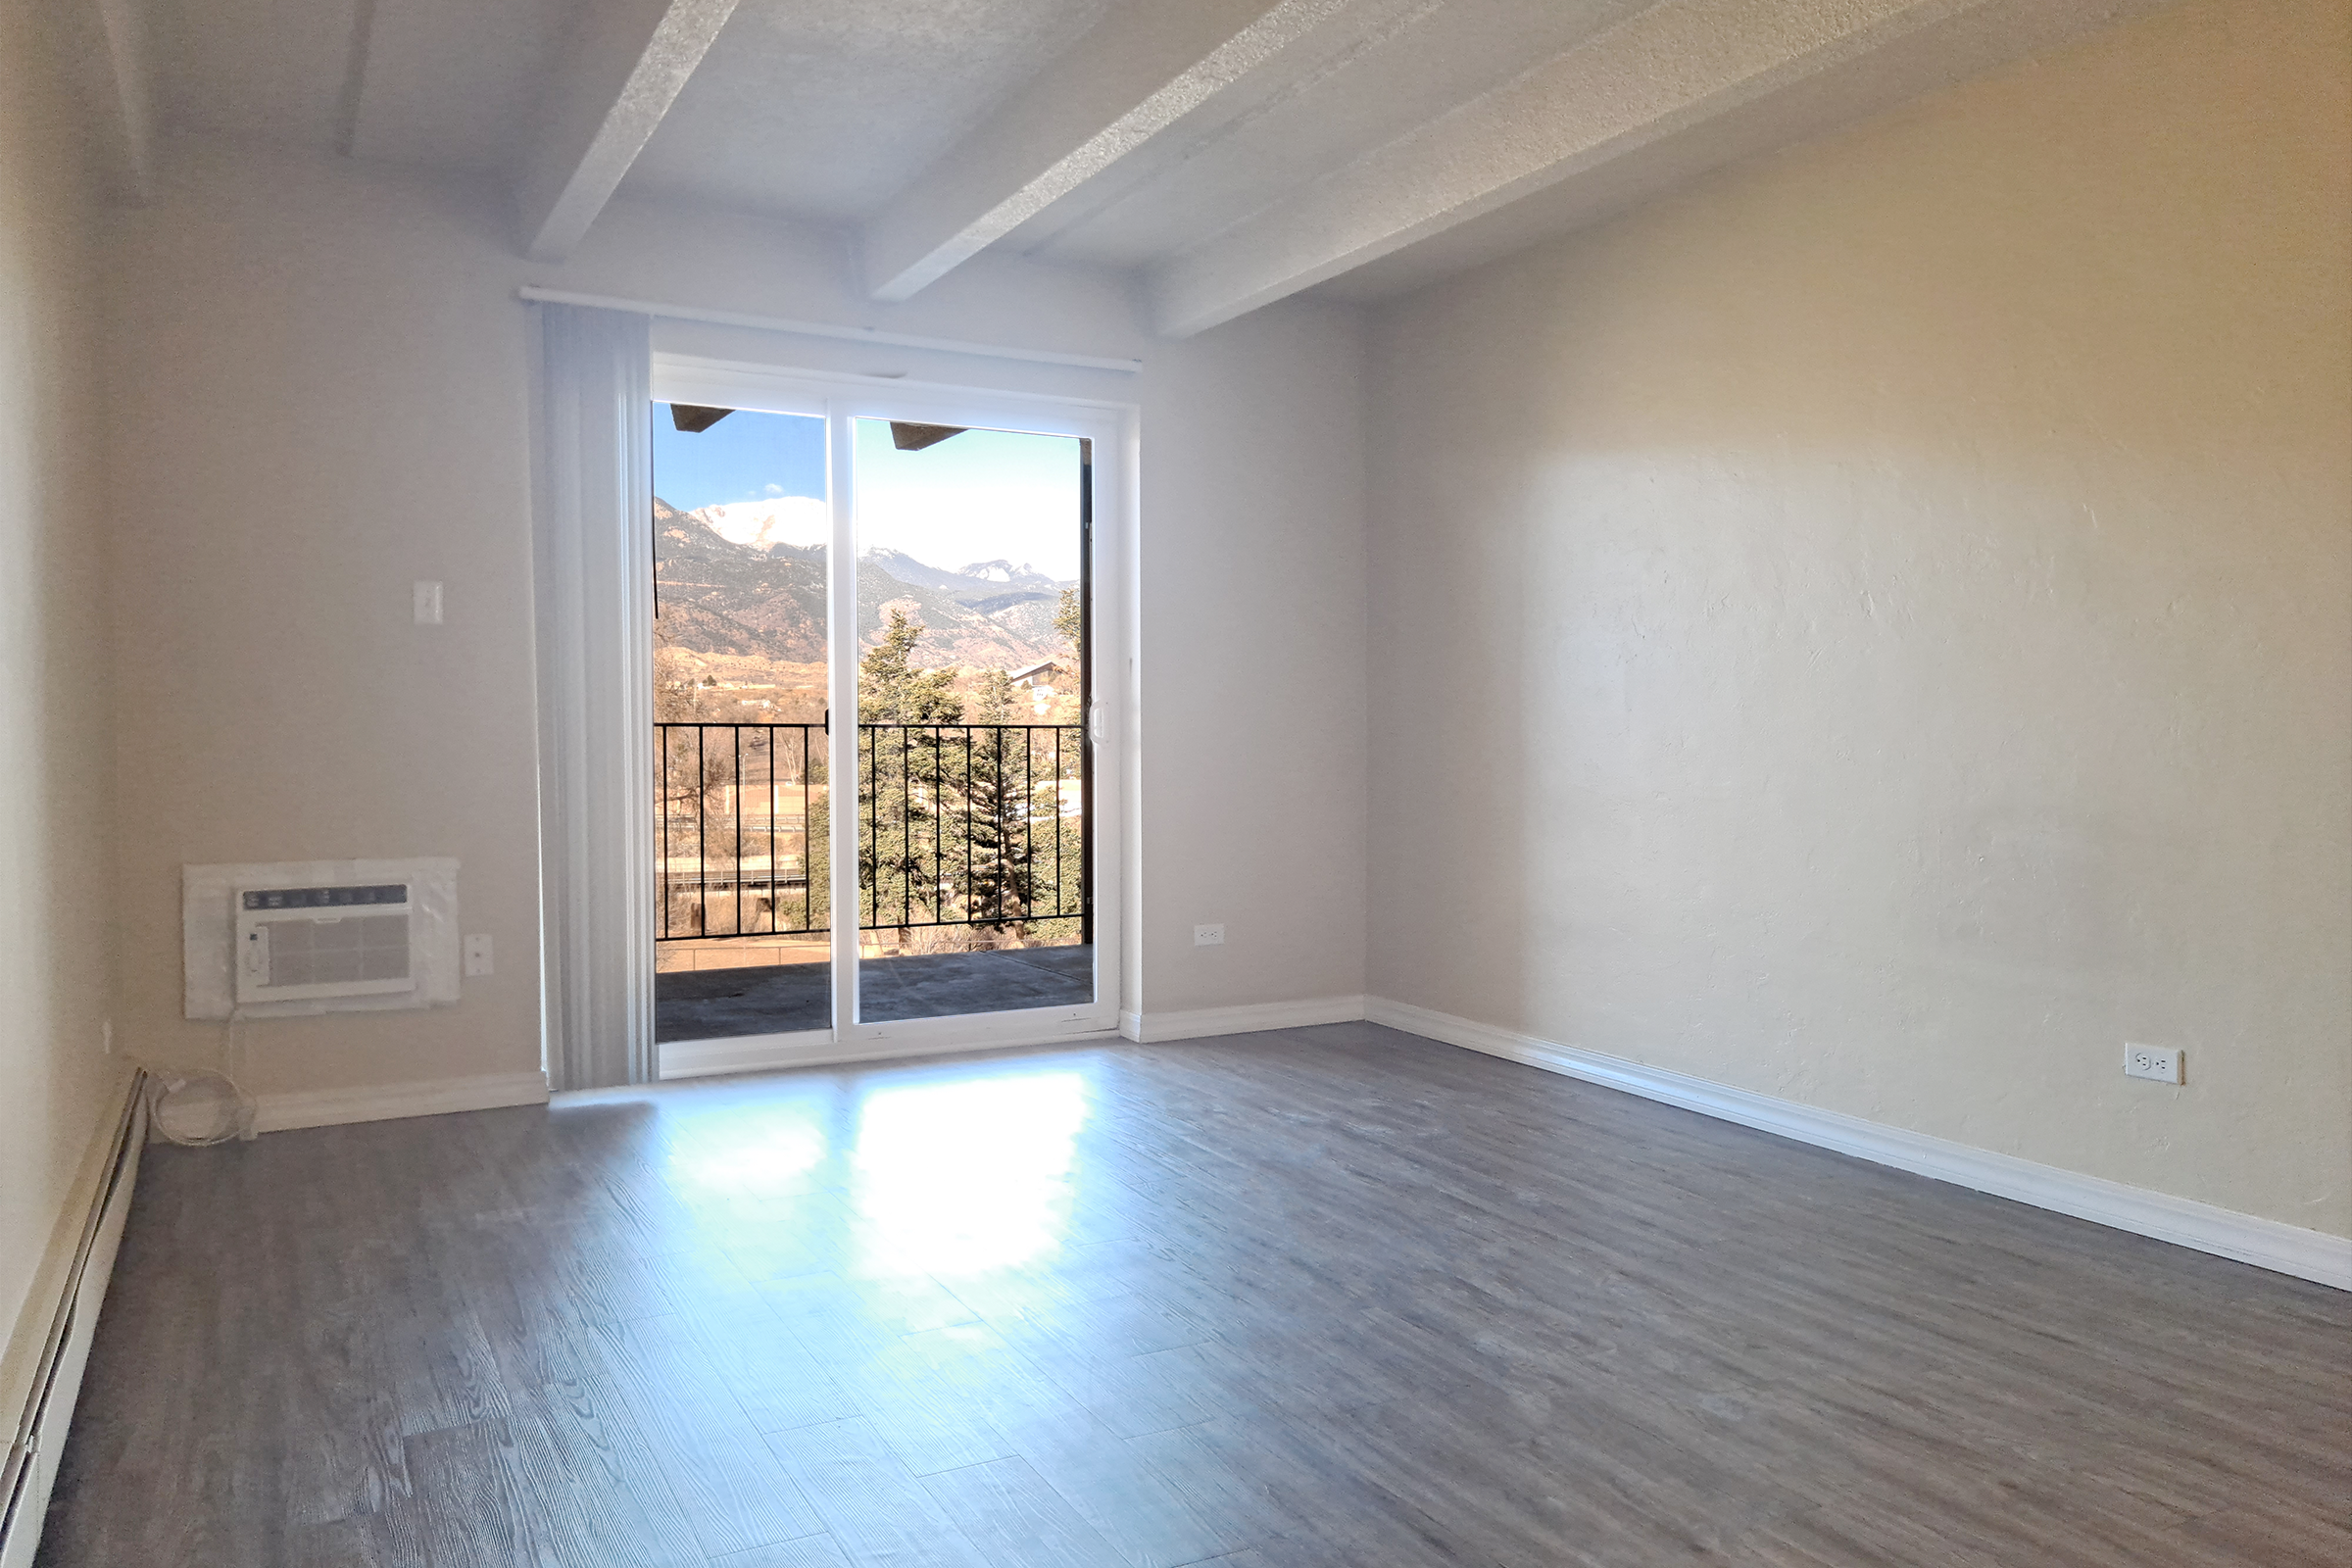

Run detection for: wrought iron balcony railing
[[656, 721, 1088, 945]]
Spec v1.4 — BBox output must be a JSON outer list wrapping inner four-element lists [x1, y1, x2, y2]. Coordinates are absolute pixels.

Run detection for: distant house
[[1007, 659, 1069, 690]]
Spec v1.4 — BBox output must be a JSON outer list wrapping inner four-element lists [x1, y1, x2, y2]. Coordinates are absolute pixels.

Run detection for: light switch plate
[[2124, 1042, 2182, 1084], [464, 933, 493, 977], [414, 581, 444, 624]]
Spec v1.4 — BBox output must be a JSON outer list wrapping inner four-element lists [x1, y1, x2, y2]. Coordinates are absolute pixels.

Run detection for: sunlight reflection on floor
[[849, 1071, 1089, 1280]]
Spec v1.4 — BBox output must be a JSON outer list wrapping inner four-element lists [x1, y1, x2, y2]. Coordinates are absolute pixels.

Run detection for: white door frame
[[650, 354, 1135, 1077]]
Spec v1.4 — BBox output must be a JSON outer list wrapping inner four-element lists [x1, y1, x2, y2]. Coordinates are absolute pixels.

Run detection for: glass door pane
[[851, 417, 1092, 1023], [649, 401, 834, 1044]]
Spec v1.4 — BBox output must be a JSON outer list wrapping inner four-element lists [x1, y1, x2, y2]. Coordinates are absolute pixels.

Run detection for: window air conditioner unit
[[234, 882, 416, 1004]]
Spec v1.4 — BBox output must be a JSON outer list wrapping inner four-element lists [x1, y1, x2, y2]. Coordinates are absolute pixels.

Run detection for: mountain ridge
[[654, 498, 1073, 670]]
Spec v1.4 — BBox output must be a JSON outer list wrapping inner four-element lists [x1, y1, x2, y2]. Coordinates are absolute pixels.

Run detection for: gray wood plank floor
[[39, 1023, 2352, 1566]]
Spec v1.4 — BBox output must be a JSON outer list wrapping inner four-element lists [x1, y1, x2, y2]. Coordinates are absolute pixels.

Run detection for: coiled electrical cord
[[140, 1007, 258, 1146]]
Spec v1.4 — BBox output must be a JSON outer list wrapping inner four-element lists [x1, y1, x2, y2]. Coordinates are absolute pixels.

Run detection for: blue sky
[[652, 405, 825, 512], [853, 419, 1082, 580], [651, 404, 1084, 579]]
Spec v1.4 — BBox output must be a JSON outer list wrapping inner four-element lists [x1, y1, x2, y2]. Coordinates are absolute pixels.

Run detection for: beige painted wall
[[103, 143, 1368, 1098], [1365, 0, 2351, 1237], [105, 147, 549, 1098], [0, 4, 131, 1377]]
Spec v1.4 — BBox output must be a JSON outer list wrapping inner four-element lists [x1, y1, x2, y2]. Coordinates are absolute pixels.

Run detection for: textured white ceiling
[[617, 0, 1120, 221], [1012, 0, 1642, 270], [150, 0, 366, 151], [350, 0, 579, 174], [133, 0, 2164, 328]]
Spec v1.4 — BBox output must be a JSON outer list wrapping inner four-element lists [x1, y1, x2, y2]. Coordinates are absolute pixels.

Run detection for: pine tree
[[967, 667, 1015, 723], [848, 617, 1082, 952], [857, 611, 959, 938], [959, 674, 1033, 939], [858, 608, 962, 723]]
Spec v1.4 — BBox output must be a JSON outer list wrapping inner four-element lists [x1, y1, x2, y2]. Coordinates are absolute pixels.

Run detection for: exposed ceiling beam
[[514, 0, 740, 264], [860, 0, 1356, 304], [1149, 0, 2170, 336], [60, 0, 156, 204]]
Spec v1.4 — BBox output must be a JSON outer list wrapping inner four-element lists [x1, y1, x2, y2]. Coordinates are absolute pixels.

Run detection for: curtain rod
[[515, 287, 1145, 375]]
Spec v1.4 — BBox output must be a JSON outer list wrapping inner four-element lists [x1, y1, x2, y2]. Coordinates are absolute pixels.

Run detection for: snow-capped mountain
[[655, 498, 1074, 669], [689, 496, 830, 553], [860, 549, 1061, 599]]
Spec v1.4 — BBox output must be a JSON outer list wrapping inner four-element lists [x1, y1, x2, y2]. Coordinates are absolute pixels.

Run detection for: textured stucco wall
[[1366, 0, 2351, 1235], [0, 3, 128, 1384]]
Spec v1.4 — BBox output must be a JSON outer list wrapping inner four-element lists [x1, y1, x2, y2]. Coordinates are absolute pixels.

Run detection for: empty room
[[3, 0, 2346, 1563]]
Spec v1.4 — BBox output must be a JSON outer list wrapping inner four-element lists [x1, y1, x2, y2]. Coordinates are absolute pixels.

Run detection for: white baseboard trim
[[1366, 997, 2352, 1292], [253, 1071, 551, 1134], [1120, 995, 1368, 1044], [1, 1071, 144, 1568]]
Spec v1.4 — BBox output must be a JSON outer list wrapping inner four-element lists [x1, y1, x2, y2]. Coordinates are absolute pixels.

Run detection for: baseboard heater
[[0, 1072, 146, 1568]]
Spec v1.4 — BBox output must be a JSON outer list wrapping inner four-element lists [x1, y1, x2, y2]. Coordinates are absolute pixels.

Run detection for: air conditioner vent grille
[[235, 883, 416, 1004]]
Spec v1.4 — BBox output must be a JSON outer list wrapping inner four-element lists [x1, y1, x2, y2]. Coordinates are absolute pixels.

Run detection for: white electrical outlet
[[414, 580, 445, 624], [1194, 923, 1225, 947], [101, 1017, 113, 1054], [464, 933, 493, 977], [2124, 1043, 2182, 1084]]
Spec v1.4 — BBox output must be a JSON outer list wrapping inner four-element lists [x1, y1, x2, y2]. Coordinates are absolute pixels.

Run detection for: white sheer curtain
[[531, 304, 655, 1090]]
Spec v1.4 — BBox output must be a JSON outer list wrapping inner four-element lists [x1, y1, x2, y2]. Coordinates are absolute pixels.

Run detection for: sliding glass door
[[847, 416, 1092, 1026], [649, 402, 835, 1042], [646, 361, 1122, 1063]]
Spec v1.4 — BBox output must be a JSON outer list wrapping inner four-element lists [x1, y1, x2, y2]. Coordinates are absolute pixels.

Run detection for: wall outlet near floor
[[414, 580, 444, 624], [1194, 923, 1225, 947], [464, 933, 493, 977], [2124, 1042, 2182, 1084]]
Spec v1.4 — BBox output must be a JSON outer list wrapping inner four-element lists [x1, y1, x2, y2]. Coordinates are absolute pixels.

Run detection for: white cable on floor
[[140, 1007, 258, 1146]]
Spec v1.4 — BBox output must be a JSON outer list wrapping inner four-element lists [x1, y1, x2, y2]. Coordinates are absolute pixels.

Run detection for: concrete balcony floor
[[655, 943, 1094, 1042]]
